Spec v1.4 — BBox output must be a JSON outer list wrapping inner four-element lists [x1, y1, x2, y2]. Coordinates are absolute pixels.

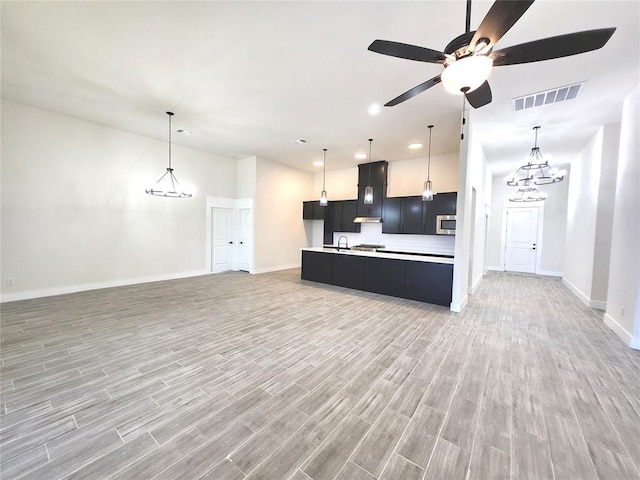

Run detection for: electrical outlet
[[6, 278, 14, 286]]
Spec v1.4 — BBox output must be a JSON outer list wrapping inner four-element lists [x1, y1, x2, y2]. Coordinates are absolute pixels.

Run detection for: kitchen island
[[301, 247, 453, 306]]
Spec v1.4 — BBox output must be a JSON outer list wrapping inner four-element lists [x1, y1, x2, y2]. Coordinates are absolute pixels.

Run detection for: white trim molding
[[1, 270, 209, 304], [450, 295, 468, 313], [603, 312, 638, 349], [253, 263, 300, 275], [562, 277, 591, 307]]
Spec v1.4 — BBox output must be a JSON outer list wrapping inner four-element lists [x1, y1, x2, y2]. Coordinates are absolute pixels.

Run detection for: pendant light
[[320, 148, 328, 206], [506, 126, 566, 188], [364, 138, 374, 204], [422, 125, 434, 202], [146, 111, 192, 198]]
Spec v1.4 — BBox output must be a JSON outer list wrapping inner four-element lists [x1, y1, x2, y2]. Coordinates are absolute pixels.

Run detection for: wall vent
[[513, 83, 582, 112]]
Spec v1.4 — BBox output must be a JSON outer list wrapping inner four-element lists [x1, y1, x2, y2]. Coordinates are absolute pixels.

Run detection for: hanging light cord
[[322, 148, 327, 190], [368, 139, 373, 185], [167, 111, 173, 171], [427, 125, 433, 181]]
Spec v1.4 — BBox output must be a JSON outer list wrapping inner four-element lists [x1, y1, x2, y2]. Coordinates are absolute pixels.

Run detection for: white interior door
[[238, 207, 253, 272], [505, 207, 539, 273], [211, 207, 234, 273]]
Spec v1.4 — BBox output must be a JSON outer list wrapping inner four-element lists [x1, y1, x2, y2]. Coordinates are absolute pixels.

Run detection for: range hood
[[354, 216, 382, 223]]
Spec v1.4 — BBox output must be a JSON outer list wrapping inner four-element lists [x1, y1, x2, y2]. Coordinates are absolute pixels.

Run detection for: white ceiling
[[2, 1, 638, 176]]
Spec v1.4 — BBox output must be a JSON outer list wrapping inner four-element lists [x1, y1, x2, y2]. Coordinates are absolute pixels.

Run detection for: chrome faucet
[[337, 236, 349, 250]]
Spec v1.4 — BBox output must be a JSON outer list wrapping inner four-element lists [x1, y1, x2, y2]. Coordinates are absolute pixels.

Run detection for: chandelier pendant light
[[364, 138, 374, 204], [506, 126, 566, 189], [422, 125, 435, 202], [146, 111, 192, 198], [509, 184, 548, 203], [320, 148, 328, 206]]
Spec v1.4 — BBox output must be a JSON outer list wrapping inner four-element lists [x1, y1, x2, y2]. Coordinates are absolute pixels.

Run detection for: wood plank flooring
[[1, 269, 639, 479]]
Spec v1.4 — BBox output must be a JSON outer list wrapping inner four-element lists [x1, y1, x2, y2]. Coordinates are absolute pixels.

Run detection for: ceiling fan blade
[[384, 75, 442, 107], [465, 81, 492, 108], [492, 28, 616, 66], [368, 40, 447, 64], [470, 0, 535, 51]]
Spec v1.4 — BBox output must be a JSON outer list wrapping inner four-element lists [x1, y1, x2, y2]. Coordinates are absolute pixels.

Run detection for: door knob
[[240, 241, 244, 244], [229, 241, 233, 244]]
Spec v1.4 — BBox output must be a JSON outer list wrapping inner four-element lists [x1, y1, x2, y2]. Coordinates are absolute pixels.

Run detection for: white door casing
[[504, 207, 539, 273], [238, 207, 253, 272]]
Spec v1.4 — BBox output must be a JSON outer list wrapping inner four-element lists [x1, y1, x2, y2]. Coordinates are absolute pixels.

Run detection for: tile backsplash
[[332, 223, 455, 255]]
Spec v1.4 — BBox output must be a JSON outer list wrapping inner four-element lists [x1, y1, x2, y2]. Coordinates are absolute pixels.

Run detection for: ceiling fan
[[368, 0, 616, 109]]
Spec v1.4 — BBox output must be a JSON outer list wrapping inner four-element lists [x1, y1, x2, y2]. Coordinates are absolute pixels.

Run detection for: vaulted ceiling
[[2, 1, 638, 175]]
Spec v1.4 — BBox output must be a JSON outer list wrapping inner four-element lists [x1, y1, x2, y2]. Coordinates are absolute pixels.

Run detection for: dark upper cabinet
[[302, 201, 325, 220], [382, 197, 402, 233], [382, 196, 424, 234], [423, 192, 457, 235], [327, 200, 361, 234]]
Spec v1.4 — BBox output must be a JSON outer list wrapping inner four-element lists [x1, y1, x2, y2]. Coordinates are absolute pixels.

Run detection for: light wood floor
[[1, 269, 639, 479]]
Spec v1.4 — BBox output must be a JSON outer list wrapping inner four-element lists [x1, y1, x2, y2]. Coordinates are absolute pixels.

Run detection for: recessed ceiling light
[[408, 142, 423, 150], [313, 160, 323, 167], [293, 139, 307, 144], [176, 128, 191, 135], [368, 104, 381, 116], [355, 153, 367, 160]]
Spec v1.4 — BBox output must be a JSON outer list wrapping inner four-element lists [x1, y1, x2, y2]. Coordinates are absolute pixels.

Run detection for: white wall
[[592, 123, 620, 305], [253, 157, 313, 273], [1, 100, 237, 301], [563, 123, 622, 308], [605, 84, 640, 349], [311, 152, 459, 200], [451, 117, 492, 311]]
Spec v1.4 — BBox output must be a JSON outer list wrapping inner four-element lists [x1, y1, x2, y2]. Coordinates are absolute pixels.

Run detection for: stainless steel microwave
[[436, 215, 457, 235]]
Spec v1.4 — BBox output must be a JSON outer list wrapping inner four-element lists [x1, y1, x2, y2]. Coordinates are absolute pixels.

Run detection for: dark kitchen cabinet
[[404, 261, 453, 306], [302, 201, 325, 220], [301, 250, 453, 307], [331, 254, 365, 290], [363, 257, 405, 297], [301, 251, 332, 284], [424, 192, 457, 235], [329, 200, 360, 233], [382, 196, 423, 234]]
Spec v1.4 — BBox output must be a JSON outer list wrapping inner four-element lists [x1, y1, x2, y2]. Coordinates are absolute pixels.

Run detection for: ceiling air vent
[[513, 83, 582, 112]]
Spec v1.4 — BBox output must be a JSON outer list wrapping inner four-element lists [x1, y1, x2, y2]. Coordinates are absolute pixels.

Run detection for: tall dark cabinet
[[356, 161, 388, 218]]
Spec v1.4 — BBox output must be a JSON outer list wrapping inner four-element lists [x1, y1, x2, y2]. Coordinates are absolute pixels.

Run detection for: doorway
[[504, 207, 541, 273], [207, 197, 254, 274]]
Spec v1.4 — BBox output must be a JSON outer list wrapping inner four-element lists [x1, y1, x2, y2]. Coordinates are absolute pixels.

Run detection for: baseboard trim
[[562, 278, 591, 308], [450, 295, 468, 313], [603, 312, 638, 349], [253, 263, 300, 275], [468, 275, 483, 295], [487, 266, 503, 272], [0, 270, 209, 303], [589, 300, 607, 310], [538, 270, 563, 277]]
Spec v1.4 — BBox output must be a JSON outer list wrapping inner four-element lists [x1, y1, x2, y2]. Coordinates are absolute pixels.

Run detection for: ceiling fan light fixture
[[441, 55, 493, 95]]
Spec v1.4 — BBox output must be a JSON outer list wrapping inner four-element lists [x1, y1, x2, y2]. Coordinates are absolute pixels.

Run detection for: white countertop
[[301, 247, 454, 265]]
